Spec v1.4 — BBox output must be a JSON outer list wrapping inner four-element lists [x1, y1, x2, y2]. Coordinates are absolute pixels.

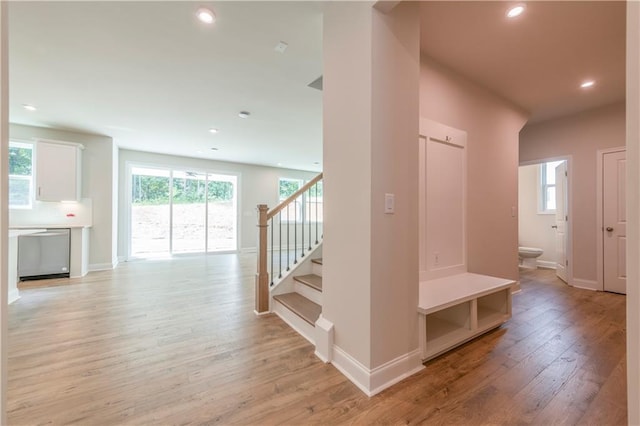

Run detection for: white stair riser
[[294, 281, 322, 305], [312, 262, 322, 277], [273, 299, 315, 345]]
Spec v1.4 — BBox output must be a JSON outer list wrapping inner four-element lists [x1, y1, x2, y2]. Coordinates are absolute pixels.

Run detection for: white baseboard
[[241, 247, 257, 253], [89, 262, 117, 272], [572, 278, 599, 291], [117, 255, 127, 263], [8, 289, 20, 304], [314, 315, 334, 363], [331, 345, 424, 397], [536, 260, 556, 269]]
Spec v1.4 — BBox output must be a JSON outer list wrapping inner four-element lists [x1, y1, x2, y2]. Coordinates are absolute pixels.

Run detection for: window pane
[[172, 171, 207, 253], [9, 177, 31, 207], [546, 186, 556, 210], [131, 168, 171, 256], [279, 178, 302, 200], [207, 175, 237, 252], [545, 160, 563, 185], [9, 144, 32, 176]]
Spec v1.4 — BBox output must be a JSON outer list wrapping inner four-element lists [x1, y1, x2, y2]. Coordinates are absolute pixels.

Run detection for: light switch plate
[[385, 193, 395, 214]]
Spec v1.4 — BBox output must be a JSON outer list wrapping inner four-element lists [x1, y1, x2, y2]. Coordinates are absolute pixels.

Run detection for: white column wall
[[323, 1, 421, 392], [323, 1, 374, 368], [0, 3, 7, 423], [627, 1, 640, 424], [370, 2, 420, 369]]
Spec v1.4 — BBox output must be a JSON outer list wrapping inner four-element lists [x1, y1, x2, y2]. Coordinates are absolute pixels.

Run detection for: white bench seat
[[418, 272, 514, 361]]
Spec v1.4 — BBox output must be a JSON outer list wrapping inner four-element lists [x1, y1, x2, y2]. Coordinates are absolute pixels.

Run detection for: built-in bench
[[418, 273, 514, 361]]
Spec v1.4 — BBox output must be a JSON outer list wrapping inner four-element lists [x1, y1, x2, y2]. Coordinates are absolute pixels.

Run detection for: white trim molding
[[88, 261, 118, 272], [331, 345, 424, 397], [536, 260, 557, 269], [572, 278, 598, 291]]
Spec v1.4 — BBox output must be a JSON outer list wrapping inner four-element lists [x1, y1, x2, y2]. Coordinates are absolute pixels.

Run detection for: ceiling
[[8, 2, 626, 172], [420, 1, 626, 123], [8, 1, 324, 171]]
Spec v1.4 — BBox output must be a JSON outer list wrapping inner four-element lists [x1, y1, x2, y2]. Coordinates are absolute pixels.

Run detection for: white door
[[555, 162, 568, 282], [603, 150, 626, 294]]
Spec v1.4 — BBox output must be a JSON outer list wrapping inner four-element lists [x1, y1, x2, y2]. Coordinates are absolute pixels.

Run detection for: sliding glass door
[[207, 174, 237, 252], [131, 167, 171, 256], [130, 166, 238, 258]]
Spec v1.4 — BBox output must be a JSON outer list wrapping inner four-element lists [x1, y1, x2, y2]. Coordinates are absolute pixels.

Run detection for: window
[[9, 141, 34, 209], [278, 177, 323, 223], [540, 160, 563, 213], [279, 178, 303, 222]]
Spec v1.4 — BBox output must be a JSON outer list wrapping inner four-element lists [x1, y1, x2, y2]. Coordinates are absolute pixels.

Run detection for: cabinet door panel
[[36, 141, 81, 201]]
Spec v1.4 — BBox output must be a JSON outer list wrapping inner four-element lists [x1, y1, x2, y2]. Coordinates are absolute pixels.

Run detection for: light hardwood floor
[[8, 258, 626, 425]]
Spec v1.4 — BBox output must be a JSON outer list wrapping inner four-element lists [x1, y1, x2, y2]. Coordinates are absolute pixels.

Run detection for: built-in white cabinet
[[418, 273, 513, 361], [36, 140, 82, 202], [418, 119, 512, 361]]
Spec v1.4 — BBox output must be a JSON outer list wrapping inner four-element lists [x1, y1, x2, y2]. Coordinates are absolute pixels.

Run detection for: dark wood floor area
[[8, 259, 627, 425]]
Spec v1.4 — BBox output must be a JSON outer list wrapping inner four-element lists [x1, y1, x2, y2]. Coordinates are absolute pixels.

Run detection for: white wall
[[520, 102, 625, 285], [9, 124, 117, 270], [0, 4, 8, 423], [626, 1, 640, 423], [117, 149, 318, 257], [420, 56, 529, 283], [323, 1, 421, 393], [518, 164, 556, 266]]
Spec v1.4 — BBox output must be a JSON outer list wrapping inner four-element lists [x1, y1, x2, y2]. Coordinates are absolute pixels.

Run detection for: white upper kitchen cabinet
[[36, 140, 83, 202]]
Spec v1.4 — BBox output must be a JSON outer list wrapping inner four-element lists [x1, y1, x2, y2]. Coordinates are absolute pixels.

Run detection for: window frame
[[9, 141, 34, 210], [538, 161, 563, 214], [277, 177, 324, 223]]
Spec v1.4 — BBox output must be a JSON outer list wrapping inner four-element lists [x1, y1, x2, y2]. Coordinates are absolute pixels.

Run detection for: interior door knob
[[551, 225, 558, 229], [606, 227, 614, 232]]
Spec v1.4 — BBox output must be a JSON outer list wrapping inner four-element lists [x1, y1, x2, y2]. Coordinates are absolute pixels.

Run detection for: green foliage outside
[[9, 145, 32, 176], [279, 179, 323, 200], [132, 175, 234, 205]]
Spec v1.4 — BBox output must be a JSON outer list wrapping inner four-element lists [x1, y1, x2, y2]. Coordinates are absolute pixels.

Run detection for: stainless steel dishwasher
[[18, 228, 71, 280]]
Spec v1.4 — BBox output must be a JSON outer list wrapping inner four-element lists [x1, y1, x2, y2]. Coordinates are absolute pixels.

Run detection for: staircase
[[255, 173, 324, 346], [272, 258, 323, 343]]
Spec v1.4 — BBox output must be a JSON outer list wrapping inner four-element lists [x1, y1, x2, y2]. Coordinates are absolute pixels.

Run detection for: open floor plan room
[[7, 257, 626, 425]]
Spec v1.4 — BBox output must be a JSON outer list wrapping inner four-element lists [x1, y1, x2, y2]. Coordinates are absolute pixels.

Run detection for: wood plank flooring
[[8, 260, 626, 425]]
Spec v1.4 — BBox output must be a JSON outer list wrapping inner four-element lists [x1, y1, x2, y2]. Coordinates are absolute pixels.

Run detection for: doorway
[[128, 165, 238, 258], [518, 159, 572, 284], [597, 147, 627, 294]]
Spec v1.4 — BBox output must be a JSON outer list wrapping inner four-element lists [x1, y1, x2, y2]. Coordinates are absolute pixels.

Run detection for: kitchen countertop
[[9, 229, 46, 238], [9, 225, 91, 230]]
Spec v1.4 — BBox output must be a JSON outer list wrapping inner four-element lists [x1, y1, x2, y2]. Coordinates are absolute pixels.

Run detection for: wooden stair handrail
[[255, 172, 323, 314], [267, 173, 323, 219]]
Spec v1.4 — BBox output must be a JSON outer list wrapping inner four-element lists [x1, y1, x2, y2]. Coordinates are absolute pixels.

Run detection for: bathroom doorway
[[518, 159, 572, 285]]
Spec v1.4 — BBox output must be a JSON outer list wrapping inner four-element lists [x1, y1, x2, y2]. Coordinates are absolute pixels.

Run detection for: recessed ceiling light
[[580, 80, 595, 89], [196, 7, 215, 24], [313, 162, 320, 165], [23, 104, 37, 111], [211, 147, 218, 151], [196, 150, 203, 154], [277, 163, 282, 166], [209, 128, 219, 134], [506, 4, 525, 18], [238, 111, 250, 119], [274, 41, 288, 53]]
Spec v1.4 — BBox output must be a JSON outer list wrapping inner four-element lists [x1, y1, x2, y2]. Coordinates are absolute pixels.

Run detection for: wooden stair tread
[[273, 293, 321, 325], [311, 258, 323, 265], [293, 274, 322, 291]]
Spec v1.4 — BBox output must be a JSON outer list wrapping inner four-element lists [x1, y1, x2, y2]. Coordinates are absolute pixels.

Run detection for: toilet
[[518, 246, 544, 269]]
